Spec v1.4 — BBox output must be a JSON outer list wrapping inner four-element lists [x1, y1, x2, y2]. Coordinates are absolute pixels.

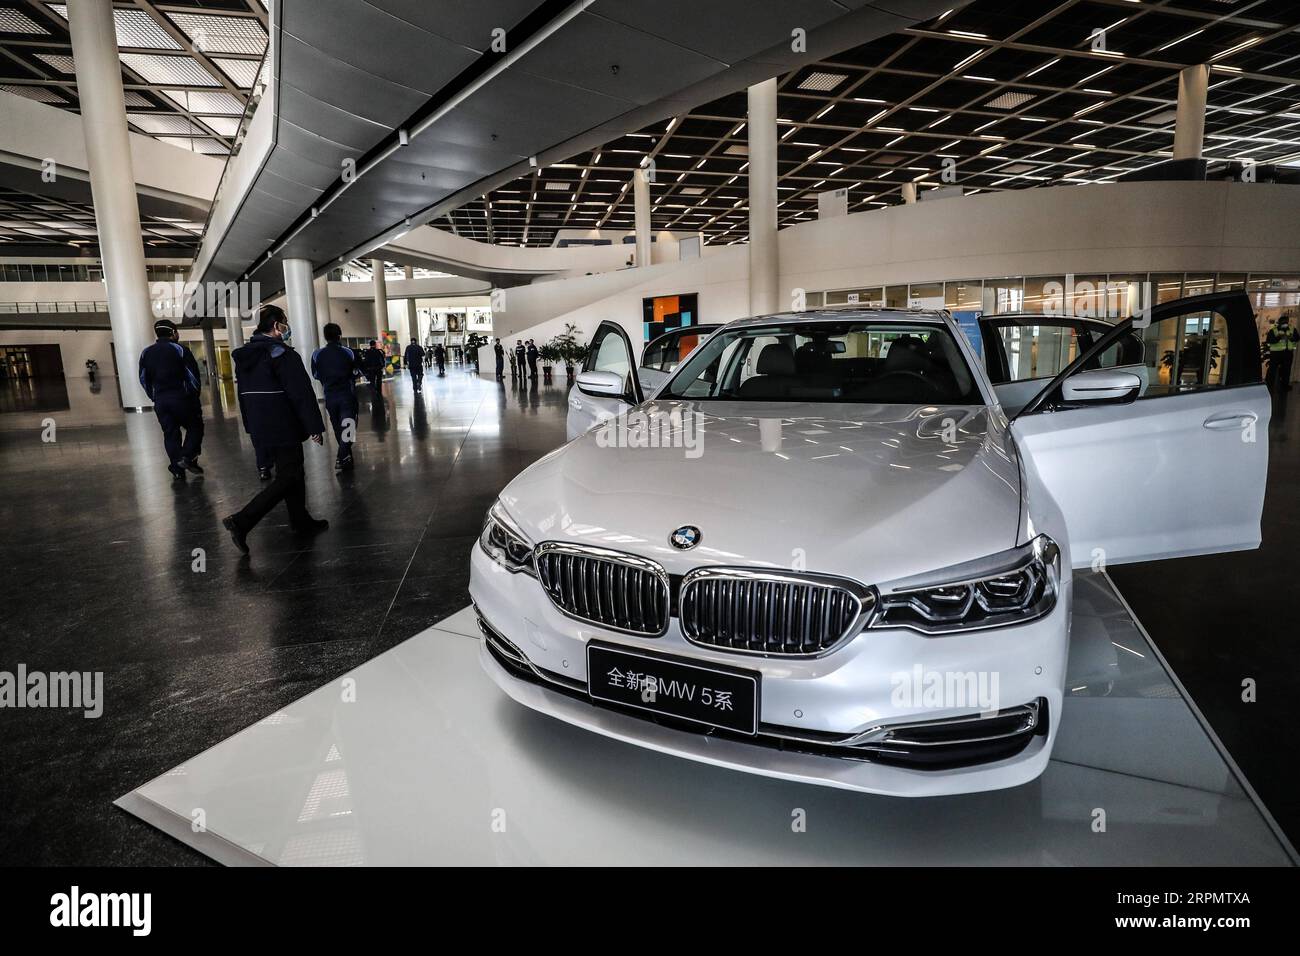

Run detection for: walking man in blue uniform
[[404, 338, 425, 393], [138, 318, 204, 480], [311, 322, 361, 472], [222, 305, 327, 554]]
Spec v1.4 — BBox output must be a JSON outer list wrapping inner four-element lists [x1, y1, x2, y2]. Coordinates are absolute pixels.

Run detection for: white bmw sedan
[[470, 296, 1268, 795]]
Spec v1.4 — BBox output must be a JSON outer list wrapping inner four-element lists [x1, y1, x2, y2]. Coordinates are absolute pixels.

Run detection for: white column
[[1173, 64, 1209, 161], [634, 167, 652, 267], [901, 182, 918, 204], [201, 325, 217, 383], [68, 0, 153, 409], [747, 78, 779, 316], [403, 265, 418, 344], [313, 274, 332, 333], [371, 258, 389, 339], [283, 258, 322, 398]]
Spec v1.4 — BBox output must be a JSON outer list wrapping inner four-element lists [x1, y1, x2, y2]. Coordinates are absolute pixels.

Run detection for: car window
[[586, 326, 631, 377], [1093, 306, 1234, 397], [642, 329, 707, 373], [661, 321, 983, 404]]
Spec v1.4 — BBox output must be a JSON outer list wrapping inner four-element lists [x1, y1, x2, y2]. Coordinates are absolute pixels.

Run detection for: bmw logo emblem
[[669, 525, 702, 550]]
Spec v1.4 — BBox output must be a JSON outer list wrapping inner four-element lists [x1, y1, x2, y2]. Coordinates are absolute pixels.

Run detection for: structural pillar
[[633, 166, 652, 267], [67, 0, 154, 409], [371, 258, 389, 340], [283, 258, 322, 398], [901, 182, 918, 204], [747, 78, 779, 316], [1173, 64, 1209, 161], [404, 265, 418, 343], [313, 274, 332, 335], [201, 324, 217, 383]]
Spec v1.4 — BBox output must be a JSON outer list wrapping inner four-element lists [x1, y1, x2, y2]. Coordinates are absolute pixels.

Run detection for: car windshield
[[658, 320, 983, 404]]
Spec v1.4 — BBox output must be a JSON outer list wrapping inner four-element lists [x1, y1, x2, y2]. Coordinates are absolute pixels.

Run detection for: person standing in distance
[[514, 339, 526, 379], [361, 339, 385, 399], [311, 322, 361, 473], [434, 341, 447, 376], [404, 338, 425, 394], [493, 337, 505, 380], [138, 318, 204, 480], [223, 305, 327, 554], [526, 339, 540, 379]]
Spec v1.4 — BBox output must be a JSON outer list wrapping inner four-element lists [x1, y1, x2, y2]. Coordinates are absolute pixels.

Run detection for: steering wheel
[[872, 369, 941, 398]]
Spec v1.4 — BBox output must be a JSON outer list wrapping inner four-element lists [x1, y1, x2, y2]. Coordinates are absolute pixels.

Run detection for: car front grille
[[679, 568, 873, 656], [534, 542, 670, 636]]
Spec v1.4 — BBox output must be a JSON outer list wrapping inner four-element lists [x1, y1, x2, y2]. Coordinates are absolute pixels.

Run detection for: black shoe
[[183, 457, 204, 475], [258, 467, 272, 481], [222, 515, 249, 555], [292, 517, 329, 535], [169, 464, 187, 480]]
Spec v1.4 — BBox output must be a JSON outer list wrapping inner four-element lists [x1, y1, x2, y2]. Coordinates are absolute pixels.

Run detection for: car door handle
[[1203, 412, 1257, 430]]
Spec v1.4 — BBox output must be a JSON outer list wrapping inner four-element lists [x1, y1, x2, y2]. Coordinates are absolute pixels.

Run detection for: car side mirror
[[1060, 368, 1142, 405], [576, 370, 626, 398]]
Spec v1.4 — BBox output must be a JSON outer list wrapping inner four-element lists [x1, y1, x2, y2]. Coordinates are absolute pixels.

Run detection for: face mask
[[277, 324, 293, 343]]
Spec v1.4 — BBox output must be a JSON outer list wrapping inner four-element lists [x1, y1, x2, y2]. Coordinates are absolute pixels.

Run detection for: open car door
[[1010, 292, 1269, 568], [566, 320, 643, 441], [980, 314, 1144, 416]]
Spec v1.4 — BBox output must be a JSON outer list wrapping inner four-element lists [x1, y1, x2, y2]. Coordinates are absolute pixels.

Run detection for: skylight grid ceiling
[[0, 1, 268, 155], [0, 185, 202, 249], [430, 0, 1300, 248]]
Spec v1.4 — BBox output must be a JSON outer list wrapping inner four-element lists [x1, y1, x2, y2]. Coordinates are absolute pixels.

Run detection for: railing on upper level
[[0, 300, 109, 314]]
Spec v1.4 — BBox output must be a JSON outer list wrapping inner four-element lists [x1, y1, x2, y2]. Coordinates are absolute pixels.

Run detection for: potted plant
[[550, 323, 587, 379], [538, 342, 561, 382]]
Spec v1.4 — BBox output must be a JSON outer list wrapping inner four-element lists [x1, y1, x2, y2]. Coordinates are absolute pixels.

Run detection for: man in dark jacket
[[404, 338, 425, 393], [493, 338, 505, 380], [138, 318, 204, 480], [526, 339, 540, 379], [222, 305, 327, 554], [433, 342, 447, 375], [361, 339, 386, 399], [513, 340, 526, 379], [311, 322, 361, 472]]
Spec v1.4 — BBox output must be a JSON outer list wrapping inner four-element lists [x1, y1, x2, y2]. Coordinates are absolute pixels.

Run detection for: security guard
[[312, 322, 361, 472], [1265, 313, 1298, 394], [514, 340, 526, 379], [138, 318, 204, 480], [493, 338, 505, 380], [434, 342, 447, 375], [404, 338, 425, 393], [361, 339, 386, 399], [526, 339, 540, 379], [222, 305, 327, 554]]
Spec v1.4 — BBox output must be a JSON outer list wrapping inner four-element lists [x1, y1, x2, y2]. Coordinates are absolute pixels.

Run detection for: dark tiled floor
[[1109, 387, 1300, 853], [2, 370, 1298, 864], [0, 366, 568, 865]]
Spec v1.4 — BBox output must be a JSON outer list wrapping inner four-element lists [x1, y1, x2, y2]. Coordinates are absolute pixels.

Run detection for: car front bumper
[[469, 544, 1069, 797]]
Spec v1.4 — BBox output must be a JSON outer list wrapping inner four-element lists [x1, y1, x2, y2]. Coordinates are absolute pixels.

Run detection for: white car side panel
[[1011, 384, 1270, 567]]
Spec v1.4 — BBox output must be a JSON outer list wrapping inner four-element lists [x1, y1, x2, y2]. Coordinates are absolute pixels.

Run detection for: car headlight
[[479, 502, 536, 577], [870, 534, 1060, 634]]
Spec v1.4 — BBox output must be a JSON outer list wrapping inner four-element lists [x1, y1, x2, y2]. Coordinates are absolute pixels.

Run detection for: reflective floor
[[0, 366, 568, 865], [119, 576, 1294, 866]]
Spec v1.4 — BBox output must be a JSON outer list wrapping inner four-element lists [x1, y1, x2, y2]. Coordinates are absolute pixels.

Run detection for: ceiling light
[[798, 71, 848, 92], [987, 91, 1033, 110]]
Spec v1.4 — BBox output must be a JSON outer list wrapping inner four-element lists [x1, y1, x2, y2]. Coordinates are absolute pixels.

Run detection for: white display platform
[[117, 574, 1296, 865]]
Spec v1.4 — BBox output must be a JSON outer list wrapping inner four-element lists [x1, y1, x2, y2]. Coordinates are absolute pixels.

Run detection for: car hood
[[501, 400, 1023, 587]]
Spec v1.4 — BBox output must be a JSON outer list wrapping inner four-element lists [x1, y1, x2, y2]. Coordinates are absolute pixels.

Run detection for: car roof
[[722, 307, 951, 330]]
